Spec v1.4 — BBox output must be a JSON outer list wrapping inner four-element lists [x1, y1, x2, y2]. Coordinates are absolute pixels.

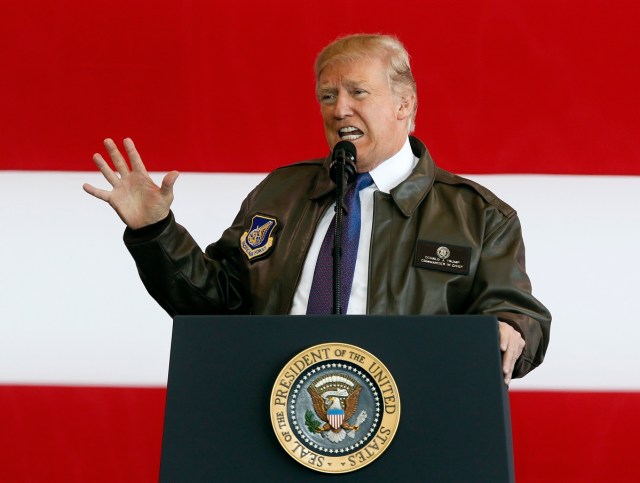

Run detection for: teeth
[[341, 134, 362, 141], [338, 126, 363, 141]]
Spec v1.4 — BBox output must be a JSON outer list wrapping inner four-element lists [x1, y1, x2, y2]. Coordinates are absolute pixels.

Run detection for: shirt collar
[[368, 137, 418, 194]]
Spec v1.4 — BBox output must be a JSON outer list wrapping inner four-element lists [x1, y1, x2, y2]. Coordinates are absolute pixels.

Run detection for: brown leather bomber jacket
[[124, 136, 551, 378]]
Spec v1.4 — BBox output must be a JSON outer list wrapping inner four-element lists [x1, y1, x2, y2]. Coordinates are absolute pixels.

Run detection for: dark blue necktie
[[307, 172, 374, 314]]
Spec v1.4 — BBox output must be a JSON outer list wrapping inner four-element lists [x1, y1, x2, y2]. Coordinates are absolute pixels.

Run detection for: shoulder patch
[[240, 213, 278, 261]]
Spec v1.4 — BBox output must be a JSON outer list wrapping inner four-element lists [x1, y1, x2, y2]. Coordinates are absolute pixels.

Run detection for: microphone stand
[[329, 142, 356, 315], [332, 158, 346, 315]]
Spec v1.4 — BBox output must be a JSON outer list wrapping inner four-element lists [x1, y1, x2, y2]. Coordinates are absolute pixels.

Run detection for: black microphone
[[328, 140, 357, 315], [329, 140, 357, 184]]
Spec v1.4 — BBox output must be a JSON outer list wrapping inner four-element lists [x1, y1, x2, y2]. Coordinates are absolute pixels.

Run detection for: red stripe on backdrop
[[510, 391, 640, 482], [1, 386, 639, 482], [0, 386, 165, 483], [1, 0, 639, 174]]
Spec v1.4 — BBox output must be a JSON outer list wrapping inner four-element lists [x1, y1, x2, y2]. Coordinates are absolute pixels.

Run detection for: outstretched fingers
[[83, 152, 118, 201], [123, 137, 149, 175], [92, 152, 120, 186], [104, 138, 131, 176], [82, 182, 112, 202], [160, 170, 180, 197]]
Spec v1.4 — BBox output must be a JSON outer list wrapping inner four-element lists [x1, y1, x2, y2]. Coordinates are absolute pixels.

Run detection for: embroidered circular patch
[[270, 343, 400, 473]]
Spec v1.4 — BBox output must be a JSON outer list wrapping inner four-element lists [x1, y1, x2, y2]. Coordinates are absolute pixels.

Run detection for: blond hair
[[315, 34, 418, 132]]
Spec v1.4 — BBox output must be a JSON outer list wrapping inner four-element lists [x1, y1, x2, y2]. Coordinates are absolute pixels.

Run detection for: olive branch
[[305, 410, 322, 433]]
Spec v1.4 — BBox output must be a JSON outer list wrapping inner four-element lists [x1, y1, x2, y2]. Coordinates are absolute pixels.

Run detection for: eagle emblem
[[270, 344, 401, 473], [247, 220, 273, 247], [305, 373, 368, 443], [240, 214, 278, 260]]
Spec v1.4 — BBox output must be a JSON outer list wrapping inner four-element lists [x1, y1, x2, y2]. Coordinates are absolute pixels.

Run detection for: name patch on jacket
[[240, 214, 278, 261], [414, 240, 471, 275]]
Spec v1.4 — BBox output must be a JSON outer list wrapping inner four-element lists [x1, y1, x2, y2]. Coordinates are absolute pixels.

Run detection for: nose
[[333, 92, 353, 119]]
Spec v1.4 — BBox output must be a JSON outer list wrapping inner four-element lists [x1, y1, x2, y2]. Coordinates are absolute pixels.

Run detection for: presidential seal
[[436, 246, 451, 260], [270, 343, 400, 473]]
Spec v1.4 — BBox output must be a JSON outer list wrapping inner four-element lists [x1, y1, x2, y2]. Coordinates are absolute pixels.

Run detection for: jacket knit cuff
[[123, 212, 173, 245]]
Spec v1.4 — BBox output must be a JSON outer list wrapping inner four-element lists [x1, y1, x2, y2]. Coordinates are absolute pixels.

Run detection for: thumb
[[160, 170, 180, 197], [498, 322, 508, 351]]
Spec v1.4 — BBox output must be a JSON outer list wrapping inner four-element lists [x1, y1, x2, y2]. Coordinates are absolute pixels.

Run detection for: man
[[84, 34, 551, 385]]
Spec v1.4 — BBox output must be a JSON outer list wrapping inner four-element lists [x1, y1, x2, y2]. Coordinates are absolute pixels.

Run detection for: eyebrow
[[317, 79, 370, 93], [343, 79, 369, 89]]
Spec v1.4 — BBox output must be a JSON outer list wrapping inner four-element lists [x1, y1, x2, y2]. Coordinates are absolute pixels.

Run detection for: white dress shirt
[[290, 137, 418, 315]]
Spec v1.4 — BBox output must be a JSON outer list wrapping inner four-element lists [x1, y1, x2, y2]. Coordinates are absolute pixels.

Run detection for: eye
[[319, 93, 336, 105], [353, 88, 368, 98]]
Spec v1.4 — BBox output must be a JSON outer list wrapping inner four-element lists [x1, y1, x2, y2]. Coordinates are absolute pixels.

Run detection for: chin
[[355, 159, 374, 173]]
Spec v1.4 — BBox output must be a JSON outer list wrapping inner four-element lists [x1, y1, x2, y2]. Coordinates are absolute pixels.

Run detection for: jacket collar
[[309, 155, 336, 201], [391, 136, 436, 217], [309, 135, 436, 217]]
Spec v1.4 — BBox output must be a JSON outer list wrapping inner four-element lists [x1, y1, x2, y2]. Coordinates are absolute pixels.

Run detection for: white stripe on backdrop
[[1, 171, 638, 390]]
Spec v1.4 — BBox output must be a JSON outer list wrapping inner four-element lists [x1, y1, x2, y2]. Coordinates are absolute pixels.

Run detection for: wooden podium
[[160, 315, 514, 482]]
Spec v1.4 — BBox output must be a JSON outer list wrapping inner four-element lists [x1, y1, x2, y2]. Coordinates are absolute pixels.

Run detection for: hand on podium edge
[[83, 137, 179, 230], [498, 321, 525, 386]]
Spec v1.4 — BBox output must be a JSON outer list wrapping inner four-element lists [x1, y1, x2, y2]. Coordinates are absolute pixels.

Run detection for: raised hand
[[83, 138, 179, 229]]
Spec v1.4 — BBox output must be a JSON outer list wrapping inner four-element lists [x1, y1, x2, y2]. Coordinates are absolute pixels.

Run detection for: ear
[[396, 92, 416, 122]]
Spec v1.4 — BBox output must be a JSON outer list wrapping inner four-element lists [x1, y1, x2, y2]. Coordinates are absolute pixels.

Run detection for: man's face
[[317, 56, 412, 173]]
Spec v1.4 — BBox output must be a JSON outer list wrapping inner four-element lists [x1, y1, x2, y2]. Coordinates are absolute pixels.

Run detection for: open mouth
[[338, 126, 364, 141]]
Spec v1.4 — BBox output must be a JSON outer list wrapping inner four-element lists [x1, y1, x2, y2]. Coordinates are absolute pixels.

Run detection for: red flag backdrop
[[2, 0, 639, 174], [1, 1, 639, 482]]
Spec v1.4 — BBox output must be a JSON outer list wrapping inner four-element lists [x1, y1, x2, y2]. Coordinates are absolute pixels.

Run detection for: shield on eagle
[[327, 404, 345, 429]]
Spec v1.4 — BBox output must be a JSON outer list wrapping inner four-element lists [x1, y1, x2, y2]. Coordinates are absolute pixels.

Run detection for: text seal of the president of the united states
[[270, 343, 400, 473]]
